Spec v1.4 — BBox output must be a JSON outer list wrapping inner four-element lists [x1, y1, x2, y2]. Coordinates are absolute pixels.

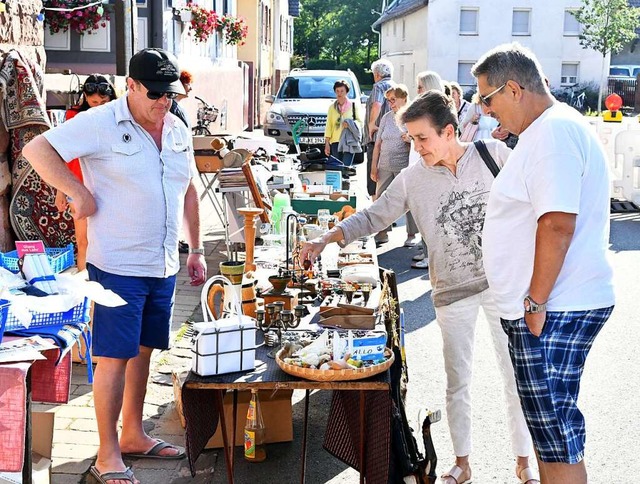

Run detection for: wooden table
[[186, 234, 392, 483], [182, 342, 392, 484]]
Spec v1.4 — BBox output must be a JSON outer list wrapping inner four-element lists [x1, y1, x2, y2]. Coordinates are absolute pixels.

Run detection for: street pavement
[[36, 165, 640, 483]]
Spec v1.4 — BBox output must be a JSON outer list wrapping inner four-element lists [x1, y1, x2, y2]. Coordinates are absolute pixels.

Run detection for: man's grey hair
[[371, 58, 394, 79], [471, 43, 548, 95]]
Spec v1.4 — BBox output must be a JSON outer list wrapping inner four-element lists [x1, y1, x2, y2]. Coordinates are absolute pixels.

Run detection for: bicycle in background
[[192, 96, 219, 136]]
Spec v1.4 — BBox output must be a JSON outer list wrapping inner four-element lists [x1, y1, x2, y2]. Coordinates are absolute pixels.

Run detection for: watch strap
[[524, 295, 547, 314], [188, 247, 205, 255]]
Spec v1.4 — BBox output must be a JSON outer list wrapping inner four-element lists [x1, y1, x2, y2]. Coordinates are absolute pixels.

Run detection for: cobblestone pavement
[[34, 239, 227, 484]]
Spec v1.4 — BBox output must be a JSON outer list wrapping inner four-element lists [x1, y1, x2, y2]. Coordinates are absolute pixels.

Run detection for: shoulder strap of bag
[[473, 140, 500, 177], [352, 102, 356, 121]]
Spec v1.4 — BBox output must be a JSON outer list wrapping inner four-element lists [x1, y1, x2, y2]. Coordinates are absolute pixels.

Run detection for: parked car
[[609, 65, 640, 78], [263, 69, 367, 157]]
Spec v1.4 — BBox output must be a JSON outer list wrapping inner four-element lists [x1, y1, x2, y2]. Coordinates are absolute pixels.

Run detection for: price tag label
[[15, 240, 46, 259]]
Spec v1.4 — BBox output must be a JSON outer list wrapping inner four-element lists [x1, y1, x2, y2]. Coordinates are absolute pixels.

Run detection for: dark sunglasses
[[479, 82, 526, 107], [84, 82, 113, 96], [145, 90, 179, 100], [479, 83, 506, 107]]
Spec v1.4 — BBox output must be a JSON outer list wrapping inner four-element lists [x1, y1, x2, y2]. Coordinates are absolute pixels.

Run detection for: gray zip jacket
[[338, 140, 511, 307], [337, 118, 363, 154]]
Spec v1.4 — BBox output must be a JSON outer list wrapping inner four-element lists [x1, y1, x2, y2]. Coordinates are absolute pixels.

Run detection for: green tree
[[294, 0, 380, 69], [572, 0, 640, 112]]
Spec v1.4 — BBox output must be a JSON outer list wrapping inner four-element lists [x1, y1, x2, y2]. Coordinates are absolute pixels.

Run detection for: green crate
[[291, 196, 356, 216]]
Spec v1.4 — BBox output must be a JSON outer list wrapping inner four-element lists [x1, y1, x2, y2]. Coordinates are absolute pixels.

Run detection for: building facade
[[373, 0, 606, 94], [42, 0, 295, 132], [237, 0, 296, 129]]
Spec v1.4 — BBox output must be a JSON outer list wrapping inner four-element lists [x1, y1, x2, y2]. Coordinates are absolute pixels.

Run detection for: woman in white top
[[450, 81, 471, 122]]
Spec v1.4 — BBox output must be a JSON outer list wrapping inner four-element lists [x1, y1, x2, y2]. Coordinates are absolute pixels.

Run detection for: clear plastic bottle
[[244, 389, 267, 462]]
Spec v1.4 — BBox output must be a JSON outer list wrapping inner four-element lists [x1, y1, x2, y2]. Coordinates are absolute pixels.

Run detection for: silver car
[[263, 69, 366, 152]]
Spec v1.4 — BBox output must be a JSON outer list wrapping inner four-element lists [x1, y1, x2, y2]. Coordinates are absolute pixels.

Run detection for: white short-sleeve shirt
[[482, 103, 615, 319], [43, 96, 197, 278]]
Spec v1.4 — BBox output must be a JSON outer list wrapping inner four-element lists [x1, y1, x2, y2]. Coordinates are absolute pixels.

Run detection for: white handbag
[[191, 275, 257, 376]]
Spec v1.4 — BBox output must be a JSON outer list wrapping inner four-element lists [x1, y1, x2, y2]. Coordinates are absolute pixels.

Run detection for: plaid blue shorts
[[501, 306, 614, 463]]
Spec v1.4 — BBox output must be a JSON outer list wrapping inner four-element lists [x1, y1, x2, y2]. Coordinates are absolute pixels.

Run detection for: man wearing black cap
[[23, 48, 206, 483]]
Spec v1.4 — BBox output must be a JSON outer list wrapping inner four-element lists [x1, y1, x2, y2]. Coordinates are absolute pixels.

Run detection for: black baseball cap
[[129, 48, 185, 95]]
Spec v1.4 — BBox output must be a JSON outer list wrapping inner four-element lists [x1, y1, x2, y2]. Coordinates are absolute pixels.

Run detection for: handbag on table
[[191, 275, 257, 376]]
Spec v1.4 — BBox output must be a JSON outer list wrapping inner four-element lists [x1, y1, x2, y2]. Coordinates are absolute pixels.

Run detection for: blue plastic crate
[[0, 244, 75, 274], [4, 297, 90, 332], [0, 299, 9, 343]]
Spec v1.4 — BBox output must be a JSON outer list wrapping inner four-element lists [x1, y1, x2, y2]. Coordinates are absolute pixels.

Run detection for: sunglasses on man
[[83, 82, 114, 96], [145, 90, 179, 100], [479, 83, 506, 107], [479, 82, 526, 107]]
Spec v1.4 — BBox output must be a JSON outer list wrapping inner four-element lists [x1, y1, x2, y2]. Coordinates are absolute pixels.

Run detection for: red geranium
[[44, 0, 110, 35], [187, 3, 218, 44]]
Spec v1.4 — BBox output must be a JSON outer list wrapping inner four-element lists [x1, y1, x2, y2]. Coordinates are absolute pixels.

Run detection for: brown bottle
[[244, 389, 266, 462]]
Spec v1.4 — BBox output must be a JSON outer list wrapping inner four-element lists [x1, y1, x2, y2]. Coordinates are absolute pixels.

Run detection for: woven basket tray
[[276, 347, 394, 382]]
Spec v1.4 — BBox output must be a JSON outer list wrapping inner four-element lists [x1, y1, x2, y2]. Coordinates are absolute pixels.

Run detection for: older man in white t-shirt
[[472, 43, 614, 484]]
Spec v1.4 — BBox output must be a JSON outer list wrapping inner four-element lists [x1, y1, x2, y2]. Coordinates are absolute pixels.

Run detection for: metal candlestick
[[361, 283, 372, 305], [256, 303, 304, 358]]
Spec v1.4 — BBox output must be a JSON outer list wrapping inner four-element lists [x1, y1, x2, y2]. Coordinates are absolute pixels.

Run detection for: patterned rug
[[0, 49, 75, 248]]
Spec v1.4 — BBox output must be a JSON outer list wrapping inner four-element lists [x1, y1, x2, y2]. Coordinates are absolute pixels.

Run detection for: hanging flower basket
[[179, 10, 193, 23], [217, 14, 248, 46], [186, 2, 218, 44], [44, 0, 110, 36]]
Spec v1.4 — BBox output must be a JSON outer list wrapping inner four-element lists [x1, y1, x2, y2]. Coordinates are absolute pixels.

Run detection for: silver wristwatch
[[188, 247, 205, 255], [524, 295, 547, 314]]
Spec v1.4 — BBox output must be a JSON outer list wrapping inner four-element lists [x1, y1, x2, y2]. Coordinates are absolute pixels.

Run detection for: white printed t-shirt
[[482, 102, 615, 319]]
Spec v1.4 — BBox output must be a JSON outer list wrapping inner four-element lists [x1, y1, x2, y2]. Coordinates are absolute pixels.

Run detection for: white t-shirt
[[482, 102, 615, 319]]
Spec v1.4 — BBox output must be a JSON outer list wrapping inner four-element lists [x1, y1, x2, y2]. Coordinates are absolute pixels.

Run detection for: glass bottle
[[244, 389, 266, 462]]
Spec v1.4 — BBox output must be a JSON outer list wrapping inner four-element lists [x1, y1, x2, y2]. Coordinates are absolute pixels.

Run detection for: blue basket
[[4, 297, 90, 332], [0, 299, 9, 343], [0, 244, 75, 274]]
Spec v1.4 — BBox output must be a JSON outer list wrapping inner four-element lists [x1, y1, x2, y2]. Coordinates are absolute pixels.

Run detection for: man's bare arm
[[368, 101, 382, 137], [525, 211, 576, 335], [22, 135, 96, 219], [183, 180, 207, 286]]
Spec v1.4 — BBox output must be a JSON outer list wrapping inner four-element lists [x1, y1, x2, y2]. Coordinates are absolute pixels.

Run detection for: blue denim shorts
[[501, 306, 613, 463], [87, 263, 177, 359]]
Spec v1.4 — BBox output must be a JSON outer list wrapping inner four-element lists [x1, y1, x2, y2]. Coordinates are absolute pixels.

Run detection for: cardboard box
[[172, 371, 187, 428], [193, 136, 224, 173], [172, 371, 293, 448], [206, 389, 293, 449], [0, 411, 55, 484]]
